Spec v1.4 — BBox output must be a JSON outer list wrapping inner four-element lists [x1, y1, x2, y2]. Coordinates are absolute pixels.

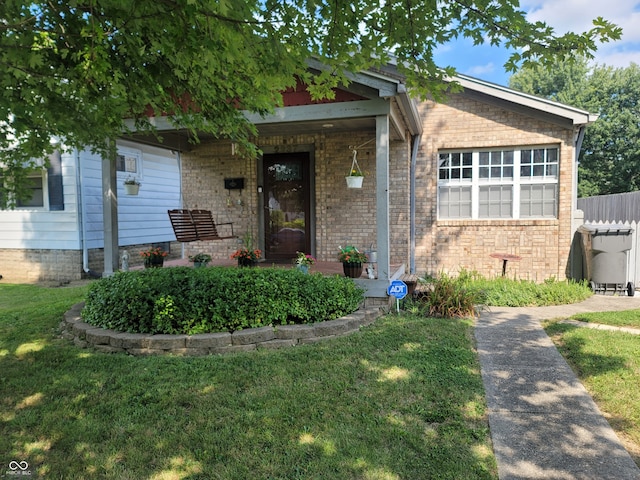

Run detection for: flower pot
[[124, 184, 140, 195], [193, 261, 207, 268], [345, 176, 364, 188], [296, 265, 309, 274], [343, 262, 363, 278], [144, 256, 164, 268], [237, 258, 257, 267]]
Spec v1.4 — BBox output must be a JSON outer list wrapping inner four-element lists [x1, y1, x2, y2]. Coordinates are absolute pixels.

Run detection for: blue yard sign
[[387, 279, 408, 312], [387, 280, 408, 300]]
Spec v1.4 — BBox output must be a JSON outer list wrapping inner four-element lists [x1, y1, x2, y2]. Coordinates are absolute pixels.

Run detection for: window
[[438, 147, 559, 219], [116, 148, 142, 179], [16, 174, 45, 208], [0, 171, 47, 209]]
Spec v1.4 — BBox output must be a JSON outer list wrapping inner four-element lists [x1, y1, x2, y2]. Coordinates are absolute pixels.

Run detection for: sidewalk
[[475, 295, 640, 480]]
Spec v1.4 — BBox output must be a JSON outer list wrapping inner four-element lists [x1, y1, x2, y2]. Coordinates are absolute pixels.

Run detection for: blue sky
[[432, 0, 640, 86]]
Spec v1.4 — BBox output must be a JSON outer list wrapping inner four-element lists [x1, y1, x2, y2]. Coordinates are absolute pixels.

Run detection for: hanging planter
[[123, 177, 141, 195], [124, 183, 140, 195], [345, 148, 364, 188], [345, 175, 364, 188]]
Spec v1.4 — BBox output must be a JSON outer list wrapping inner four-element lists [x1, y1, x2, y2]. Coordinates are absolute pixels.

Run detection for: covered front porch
[[102, 63, 422, 300]]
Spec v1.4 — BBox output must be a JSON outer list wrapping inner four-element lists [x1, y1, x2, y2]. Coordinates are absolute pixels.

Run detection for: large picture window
[[438, 147, 559, 219]]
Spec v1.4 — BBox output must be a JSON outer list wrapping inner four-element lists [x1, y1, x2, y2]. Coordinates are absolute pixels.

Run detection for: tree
[[510, 59, 640, 197], [0, 0, 622, 207]]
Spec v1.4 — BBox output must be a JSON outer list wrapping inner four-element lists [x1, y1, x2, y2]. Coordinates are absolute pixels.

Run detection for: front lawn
[[545, 312, 640, 465], [0, 283, 497, 479]]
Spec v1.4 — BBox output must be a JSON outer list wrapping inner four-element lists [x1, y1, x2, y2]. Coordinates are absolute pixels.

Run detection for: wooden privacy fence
[[578, 192, 640, 288]]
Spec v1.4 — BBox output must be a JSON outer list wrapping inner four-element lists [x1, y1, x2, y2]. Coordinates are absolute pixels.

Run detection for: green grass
[[569, 309, 640, 329], [545, 314, 640, 464], [466, 275, 593, 307], [0, 283, 497, 479]]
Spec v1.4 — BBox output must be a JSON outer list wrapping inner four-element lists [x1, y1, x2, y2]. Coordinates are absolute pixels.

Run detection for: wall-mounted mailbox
[[224, 178, 245, 190]]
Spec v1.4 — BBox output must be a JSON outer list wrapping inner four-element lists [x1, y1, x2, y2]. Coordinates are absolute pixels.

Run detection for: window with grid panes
[[438, 147, 559, 219]]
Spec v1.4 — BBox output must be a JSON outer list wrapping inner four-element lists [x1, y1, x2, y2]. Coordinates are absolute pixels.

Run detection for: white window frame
[[116, 147, 143, 182], [1, 169, 49, 210], [438, 146, 559, 220]]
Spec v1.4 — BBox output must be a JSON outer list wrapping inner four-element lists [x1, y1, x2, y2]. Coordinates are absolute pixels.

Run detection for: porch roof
[[121, 62, 422, 151]]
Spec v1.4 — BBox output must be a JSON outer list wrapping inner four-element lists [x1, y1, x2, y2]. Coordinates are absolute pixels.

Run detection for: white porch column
[[102, 145, 119, 276], [376, 114, 390, 281]]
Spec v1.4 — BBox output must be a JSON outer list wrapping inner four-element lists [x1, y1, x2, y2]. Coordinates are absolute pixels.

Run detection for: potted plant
[[140, 246, 168, 268], [189, 252, 212, 268], [294, 251, 315, 274], [338, 245, 368, 278], [123, 176, 141, 195], [230, 232, 261, 267], [345, 149, 364, 188]]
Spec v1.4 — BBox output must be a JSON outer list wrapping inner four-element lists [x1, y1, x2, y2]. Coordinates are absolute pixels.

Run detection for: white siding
[[83, 140, 181, 249], [0, 151, 81, 249], [0, 140, 181, 251]]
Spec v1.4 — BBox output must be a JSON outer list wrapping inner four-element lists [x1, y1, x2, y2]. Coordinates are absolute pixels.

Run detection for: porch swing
[[168, 209, 236, 242]]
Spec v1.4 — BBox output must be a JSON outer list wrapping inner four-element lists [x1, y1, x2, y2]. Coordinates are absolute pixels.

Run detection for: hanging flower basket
[[345, 148, 364, 188], [123, 177, 141, 195], [345, 175, 364, 188], [124, 183, 140, 195]]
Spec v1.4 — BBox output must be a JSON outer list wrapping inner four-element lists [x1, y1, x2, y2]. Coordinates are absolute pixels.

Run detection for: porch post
[[376, 114, 390, 281], [102, 142, 119, 276]]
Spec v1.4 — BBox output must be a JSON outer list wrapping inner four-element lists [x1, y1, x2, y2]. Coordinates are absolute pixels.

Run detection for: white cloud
[[465, 62, 497, 77], [521, 0, 640, 67]]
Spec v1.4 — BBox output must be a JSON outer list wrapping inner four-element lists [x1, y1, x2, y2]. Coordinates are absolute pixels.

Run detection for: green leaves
[[82, 267, 365, 334], [510, 59, 640, 196], [0, 0, 622, 204]]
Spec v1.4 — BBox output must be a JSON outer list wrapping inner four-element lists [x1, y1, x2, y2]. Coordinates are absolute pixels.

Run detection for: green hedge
[[82, 267, 365, 334]]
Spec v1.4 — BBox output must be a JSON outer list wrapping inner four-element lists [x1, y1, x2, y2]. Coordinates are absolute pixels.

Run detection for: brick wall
[[0, 249, 83, 283], [178, 92, 577, 281], [181, 133, 409, 264], [414, 94, 576, 280], [0, 242, 183, 284]]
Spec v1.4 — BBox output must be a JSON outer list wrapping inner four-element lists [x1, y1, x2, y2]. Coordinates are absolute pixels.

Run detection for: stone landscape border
[[59, 302, 383, 356]]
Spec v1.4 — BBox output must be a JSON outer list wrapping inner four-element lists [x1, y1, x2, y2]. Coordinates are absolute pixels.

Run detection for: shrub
[[82, 267, 365, 334], [411, 271, 485, 318], [409, 269, 593, 315]]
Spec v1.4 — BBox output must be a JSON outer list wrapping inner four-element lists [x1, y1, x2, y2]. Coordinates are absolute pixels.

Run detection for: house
[[0, 140, 181, 282], [0, 62, 594, 292]]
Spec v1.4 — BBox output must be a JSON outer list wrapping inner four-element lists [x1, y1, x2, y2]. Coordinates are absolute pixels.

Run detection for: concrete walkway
[[475, 295, 640, 480]]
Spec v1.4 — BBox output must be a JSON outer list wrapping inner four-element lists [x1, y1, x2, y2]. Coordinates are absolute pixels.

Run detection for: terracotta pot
[[343, 262, 363, 278]]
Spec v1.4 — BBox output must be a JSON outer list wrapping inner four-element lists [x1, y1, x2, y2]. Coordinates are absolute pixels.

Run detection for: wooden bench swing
[[168, 209, 236, 242]]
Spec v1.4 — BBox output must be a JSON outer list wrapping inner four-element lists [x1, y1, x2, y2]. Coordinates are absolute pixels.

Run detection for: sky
[[432, 0, 640, 86]]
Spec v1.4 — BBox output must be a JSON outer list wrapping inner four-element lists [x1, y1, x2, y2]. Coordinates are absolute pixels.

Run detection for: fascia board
[[452, 74, 598, 125]]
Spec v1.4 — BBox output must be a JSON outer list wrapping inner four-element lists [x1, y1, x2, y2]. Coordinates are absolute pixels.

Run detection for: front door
[[263, 153, 311, 261]]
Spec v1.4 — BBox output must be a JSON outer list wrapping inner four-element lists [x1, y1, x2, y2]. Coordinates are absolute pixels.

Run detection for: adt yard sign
[[387, 280, 408, 300]]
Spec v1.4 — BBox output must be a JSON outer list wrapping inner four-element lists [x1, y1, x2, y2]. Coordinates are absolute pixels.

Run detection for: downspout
[[573, 126, 586, 214], [75, 149, 90, 274], [570, 125, 587, 279], [410, 134, 421, 274]]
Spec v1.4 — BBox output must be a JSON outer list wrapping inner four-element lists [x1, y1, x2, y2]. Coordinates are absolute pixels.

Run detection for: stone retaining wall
[[59, 302, 383, 356]]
